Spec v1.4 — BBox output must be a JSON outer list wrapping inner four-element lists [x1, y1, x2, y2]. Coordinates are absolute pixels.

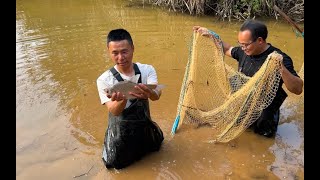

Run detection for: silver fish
[[104, 81, 165, 99]]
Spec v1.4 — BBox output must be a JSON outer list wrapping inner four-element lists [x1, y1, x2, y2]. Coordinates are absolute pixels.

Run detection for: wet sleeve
[[97, 79, 109, 105], [97, 73, 113, 105], [146, 65, 158, 85], [146, 65, 160, 96], [231, 46, 241, 62]]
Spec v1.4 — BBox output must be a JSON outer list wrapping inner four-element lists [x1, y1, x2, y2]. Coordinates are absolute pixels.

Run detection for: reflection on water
[[269, 89, 304, 180], [16, 0, 304, 179], [269, 122, 304, 180]]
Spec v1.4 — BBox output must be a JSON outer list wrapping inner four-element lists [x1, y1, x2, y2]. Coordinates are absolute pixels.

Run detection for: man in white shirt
[[96, 28, 163, 169]]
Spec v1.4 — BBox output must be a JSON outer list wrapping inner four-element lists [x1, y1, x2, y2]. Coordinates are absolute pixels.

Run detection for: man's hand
[[193, 26, 211, 37], [129, 84, 160, 101], [129, 84, 152, 99], [106, 92, 127, 116], [107, 92, 126, 101]]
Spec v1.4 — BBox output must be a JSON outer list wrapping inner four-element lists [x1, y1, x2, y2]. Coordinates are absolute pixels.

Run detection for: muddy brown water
[[16, 0, 304, 179]]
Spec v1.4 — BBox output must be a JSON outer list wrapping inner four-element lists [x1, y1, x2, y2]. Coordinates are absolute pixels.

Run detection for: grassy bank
[[133, 0, 303, 23]]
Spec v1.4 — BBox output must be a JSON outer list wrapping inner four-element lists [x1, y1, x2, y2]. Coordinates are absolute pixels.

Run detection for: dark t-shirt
[[231, 43, 298, 77], [231, 44, 299, 136]]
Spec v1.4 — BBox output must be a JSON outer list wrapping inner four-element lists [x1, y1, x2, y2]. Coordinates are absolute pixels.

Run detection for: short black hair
[[106, 28, 133, 47], [240, 19, 268, 41]]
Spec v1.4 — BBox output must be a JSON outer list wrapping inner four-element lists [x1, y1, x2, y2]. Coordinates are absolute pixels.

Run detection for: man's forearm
[[282, 67, 304, 95], [107, 100, 127, 116], [222, 41, 233, 57]]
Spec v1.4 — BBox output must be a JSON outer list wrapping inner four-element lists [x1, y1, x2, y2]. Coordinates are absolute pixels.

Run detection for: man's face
[[237, 30, 258, 56], [108, 40, 134, 68]]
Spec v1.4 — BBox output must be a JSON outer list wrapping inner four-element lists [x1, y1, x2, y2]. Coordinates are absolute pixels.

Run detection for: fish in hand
[[104, 81, 165, 99]]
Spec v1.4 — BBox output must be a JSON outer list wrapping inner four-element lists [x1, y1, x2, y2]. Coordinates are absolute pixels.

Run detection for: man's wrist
[[150, 89, 159, 100]]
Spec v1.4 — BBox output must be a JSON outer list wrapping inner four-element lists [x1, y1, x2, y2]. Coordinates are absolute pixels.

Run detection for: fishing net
[[171, 32, 284, 143]]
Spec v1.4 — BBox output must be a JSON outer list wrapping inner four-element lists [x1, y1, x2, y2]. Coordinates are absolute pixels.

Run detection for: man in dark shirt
[[193, 19, 303, 138]]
